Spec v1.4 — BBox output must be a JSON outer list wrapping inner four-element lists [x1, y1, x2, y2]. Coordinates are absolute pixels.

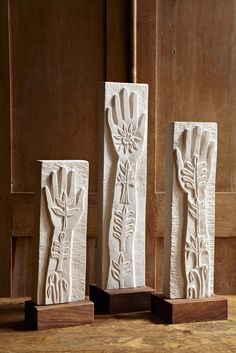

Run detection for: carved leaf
[[189, 208, 197, 219], [59, 232, 65, 242], [52, 207, 65, 217], [111, 268, 120, 281], [113, 231, 121, 240], [112, 259, 119, 271], [56, 197, 65, 208]]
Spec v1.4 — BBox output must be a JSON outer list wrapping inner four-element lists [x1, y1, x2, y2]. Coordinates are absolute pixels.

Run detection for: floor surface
[[0, 296, 235, 353]]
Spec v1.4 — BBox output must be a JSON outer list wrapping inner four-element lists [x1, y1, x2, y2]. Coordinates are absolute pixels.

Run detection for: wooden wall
[[0, 0, 235, 297], [153, 0, 236, 293]]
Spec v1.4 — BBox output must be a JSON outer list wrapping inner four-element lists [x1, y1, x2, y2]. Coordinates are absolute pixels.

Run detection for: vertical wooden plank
[[135, 0, 157, 288], [12, 237, 33, 296], [0, 0, 11, 295], [106, 0, 130, 81], [11, 0, 106, 192], [154, 0, 236, 293], [156, 0, 236, 193], [215, 238, 236, 294], [86, 237, 96, 294], [9, 0, 106, 296]]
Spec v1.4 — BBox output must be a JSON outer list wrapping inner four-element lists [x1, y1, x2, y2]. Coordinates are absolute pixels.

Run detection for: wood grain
[[11, 0, 105, 192], [0, 0, 11, 295], [215, 237, 236, 294], [155, 0, 236, 193], [135, 0, 157, 289], [2, 0, 236, 297], [90, 284, 155, 314], [106, 0, 130, 81], [25, 299, 94, 330], [12, 237, 33, 297], [151, 293, 228, 324]]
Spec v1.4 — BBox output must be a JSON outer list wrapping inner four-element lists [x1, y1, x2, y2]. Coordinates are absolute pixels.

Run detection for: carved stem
[[108, 157, 137, 289], [45, 228, 72, 304]]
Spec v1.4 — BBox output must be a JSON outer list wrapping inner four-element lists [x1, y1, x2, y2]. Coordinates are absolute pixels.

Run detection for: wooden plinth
[[151, 293, 228, 324], [25, 299, 94, 330], [89, 284, 155, 314]]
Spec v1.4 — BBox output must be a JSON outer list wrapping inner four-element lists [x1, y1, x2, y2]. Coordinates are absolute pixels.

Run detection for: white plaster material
[[163, 122, 217, 299], [96, 82, 149, 290], [32, 161, 89, 305]]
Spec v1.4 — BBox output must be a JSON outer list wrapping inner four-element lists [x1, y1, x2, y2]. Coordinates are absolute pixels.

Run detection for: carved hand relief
[[32, 161, 88, 305], [163, 122, 217, 299], [106, 87, 147, 289], [107, 88, 146, 160], [44, 167, 85, 304], [175, 126, 215, 298]]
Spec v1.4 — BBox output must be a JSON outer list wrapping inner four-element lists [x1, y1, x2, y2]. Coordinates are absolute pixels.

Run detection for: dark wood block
[[89, 284, 155, 314], [25, 299, 94, 330], [151, 293, 228, 324]]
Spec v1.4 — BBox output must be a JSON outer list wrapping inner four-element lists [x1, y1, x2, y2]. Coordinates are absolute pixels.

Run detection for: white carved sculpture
[[163, 122, 217, 299], [97, 82, 148, 290], [32, 161, 89, 305]]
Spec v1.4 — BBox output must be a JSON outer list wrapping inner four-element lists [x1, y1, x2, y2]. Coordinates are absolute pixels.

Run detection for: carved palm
[[45, 167, 85, 230], [175, 126, 215, 198], [107, 88, 146, 160]]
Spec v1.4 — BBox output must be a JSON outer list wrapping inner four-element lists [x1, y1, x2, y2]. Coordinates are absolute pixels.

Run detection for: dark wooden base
[[89, 284, 155, 314], [25, 299, 94, 330], [151, 293, 228, 324]]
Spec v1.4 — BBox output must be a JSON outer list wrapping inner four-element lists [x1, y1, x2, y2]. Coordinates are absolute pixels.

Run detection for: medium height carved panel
[[32, 161, 89, 305], [97, 82, 148, 290], [163, 122, 217, 299]]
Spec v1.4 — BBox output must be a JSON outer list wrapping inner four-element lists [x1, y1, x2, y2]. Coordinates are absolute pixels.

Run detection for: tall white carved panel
[[32, 161, 89, 305], [97, 82, 148, 290], [163, 122, 217, 299]]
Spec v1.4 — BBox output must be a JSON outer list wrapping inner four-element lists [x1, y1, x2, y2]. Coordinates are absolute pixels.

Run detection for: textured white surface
[[163, 122, 217, 299], [96, 82, 148, 290], [32, 160, 89, 305]]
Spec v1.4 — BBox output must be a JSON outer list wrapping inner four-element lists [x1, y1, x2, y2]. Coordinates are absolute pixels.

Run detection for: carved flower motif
[[114, 124, 141, 154]]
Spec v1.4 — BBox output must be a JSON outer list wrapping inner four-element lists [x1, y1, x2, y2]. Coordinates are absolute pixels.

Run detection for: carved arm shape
[[175, 126, 215, 298], [44, 167, 85, 304], [106, 88, 147, 289]]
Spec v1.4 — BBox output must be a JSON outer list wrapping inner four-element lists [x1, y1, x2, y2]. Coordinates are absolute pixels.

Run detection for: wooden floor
[[0, 296, 235, 353]]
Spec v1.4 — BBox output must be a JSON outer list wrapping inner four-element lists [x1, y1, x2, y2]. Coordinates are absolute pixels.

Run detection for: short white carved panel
[[32, 161, 89, 305], [163, 122, 217, 299], [96, 82, 148, 290]]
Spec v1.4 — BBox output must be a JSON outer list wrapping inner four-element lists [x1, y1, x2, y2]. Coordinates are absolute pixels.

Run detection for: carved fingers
[[200, 130, 210, 161], [137, 113, 146, 138], [175, 147, 184, 171], [76, 186, 85, 218], [122, 88, 131, 121], [184, 128, 191, 160], [107, 89, 146, 159], [45, 185, 53, 208], [193, 126, 202, 157], [131, 92, 138, 129], [69, 169, 76, 204], [182, 126, 213, 164], [107, 107, 116, 135], [206, 141, 215, 180], [176, 126, 215, 195]]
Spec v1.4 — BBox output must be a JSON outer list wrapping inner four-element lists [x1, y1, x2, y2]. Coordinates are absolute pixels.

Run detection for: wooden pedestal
[[25, 299, 94, 330], [151, 293, 228, 324], [89, 284, 155, 314]]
